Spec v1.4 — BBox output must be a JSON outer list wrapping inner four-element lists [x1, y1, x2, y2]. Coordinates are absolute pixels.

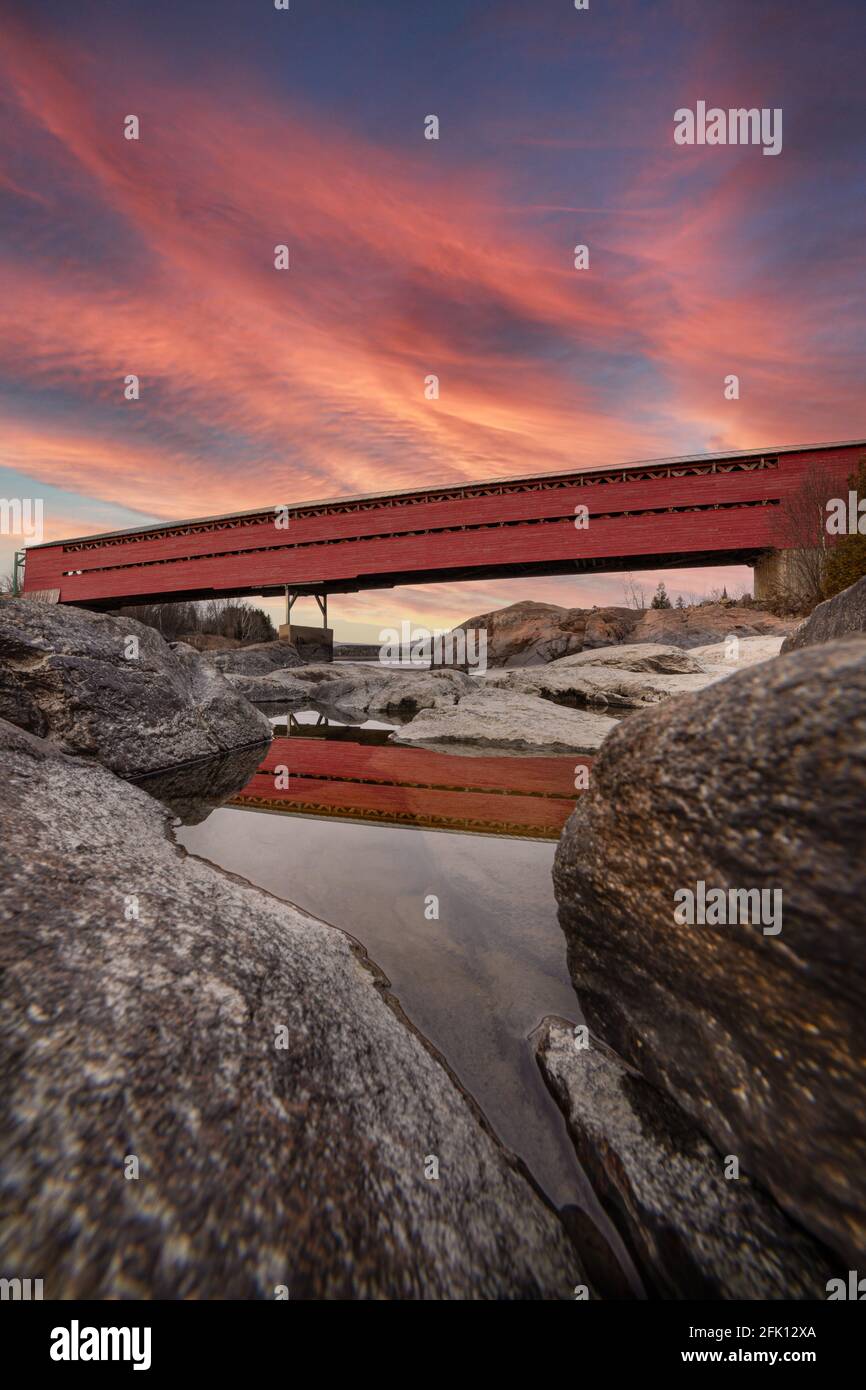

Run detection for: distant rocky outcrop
[[456, 600, 638, 667], [781, 575, 866, 652], [453, 600, 793, 667], [0, 598, 271, 776], [0, 715, 583, 1299], [553, 638, 866, 1269], [626, 603, 792, 650]]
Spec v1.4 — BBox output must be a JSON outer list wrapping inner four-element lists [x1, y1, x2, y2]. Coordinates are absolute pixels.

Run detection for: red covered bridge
[[22, 439, 864, 609], [233, 737, 585, 840]]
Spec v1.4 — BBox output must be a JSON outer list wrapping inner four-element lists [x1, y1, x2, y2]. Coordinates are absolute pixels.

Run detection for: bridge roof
[[27, 436, 866, 549]]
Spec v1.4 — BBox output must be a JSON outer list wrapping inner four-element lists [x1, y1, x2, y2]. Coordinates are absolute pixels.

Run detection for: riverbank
[[2, 585, 864, 1298], [0, 598, 585, 1298]]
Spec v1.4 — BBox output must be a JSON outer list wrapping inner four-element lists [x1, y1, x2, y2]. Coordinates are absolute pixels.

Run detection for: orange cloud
[[0, 7, 862, 550]]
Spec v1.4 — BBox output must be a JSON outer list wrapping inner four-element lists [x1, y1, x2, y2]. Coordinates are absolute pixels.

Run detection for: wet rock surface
[[553, 638, 866, 1266], [129, 742, 269, 824], [218, 638, 786, 747], [0, 599, 271, 776], [782, 575, 866, 651], [534, 1019, 833, 1299], [0, 716, 582, 1299], [225, 662, 472, 715], [394, 686, 617, 754]]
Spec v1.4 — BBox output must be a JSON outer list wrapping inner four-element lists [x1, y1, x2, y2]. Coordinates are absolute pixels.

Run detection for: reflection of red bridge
[[231, 738, 586, 839], [22, 440, 864, 607]]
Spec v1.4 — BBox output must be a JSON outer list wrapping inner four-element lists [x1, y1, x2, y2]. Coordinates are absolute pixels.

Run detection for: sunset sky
[[1, 0, 864, 638]]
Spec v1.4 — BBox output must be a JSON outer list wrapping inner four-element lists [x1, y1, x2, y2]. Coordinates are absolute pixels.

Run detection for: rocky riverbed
[[0, 599, 583, 1299], [205, 633, 794, 754], [1, 582, 864, 1299]]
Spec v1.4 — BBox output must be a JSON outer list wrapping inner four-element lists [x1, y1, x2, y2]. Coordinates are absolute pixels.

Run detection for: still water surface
[[176, 709, 594, 1212]]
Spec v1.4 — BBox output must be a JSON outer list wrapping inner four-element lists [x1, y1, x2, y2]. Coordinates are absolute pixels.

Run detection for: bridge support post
[[753, 549, 815, 603], [278, 589, 333, 662], [12, 550, 25, 597]]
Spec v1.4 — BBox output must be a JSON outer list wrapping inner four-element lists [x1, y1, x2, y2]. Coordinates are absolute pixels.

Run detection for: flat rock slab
[[553, 638, 866, 1267], [688, 635, 785, 669], [534, 1019, 832, 1299], [0, 598, 271, 776], [235, 663, 473, 715], [394, 686, 617, 754], [547, 643, 706, 675], [0, 718, 582, 1299], [490, 663, 712, 710]]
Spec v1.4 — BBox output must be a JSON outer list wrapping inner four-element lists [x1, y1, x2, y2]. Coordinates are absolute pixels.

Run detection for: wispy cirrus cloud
[[0, 1, 863, 622]]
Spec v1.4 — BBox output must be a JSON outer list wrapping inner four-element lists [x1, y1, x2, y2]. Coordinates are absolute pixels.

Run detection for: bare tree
[[116, 597, 276, 644], [622, 574, 647, 610], [770, 459, 850, 612], [199, 597, 278, 642]]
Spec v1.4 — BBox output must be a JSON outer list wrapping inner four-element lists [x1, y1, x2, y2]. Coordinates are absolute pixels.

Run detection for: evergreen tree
[[651, 581, 672, 609]]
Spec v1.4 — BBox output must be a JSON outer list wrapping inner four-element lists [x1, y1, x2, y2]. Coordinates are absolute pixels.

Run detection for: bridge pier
[[278, 588, 334, 661], [752, 549, 814, 602]]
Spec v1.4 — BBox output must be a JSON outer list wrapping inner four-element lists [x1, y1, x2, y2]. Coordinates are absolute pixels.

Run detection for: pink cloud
[[0, 9, 862, 553]]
